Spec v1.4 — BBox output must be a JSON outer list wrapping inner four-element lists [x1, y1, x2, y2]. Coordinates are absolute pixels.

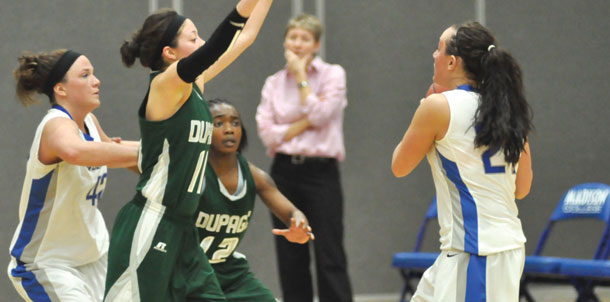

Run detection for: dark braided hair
[[445, 21, 533, 165]]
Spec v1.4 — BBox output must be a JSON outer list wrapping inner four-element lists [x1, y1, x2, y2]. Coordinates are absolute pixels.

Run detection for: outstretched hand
[[272, 217, 315, 244]]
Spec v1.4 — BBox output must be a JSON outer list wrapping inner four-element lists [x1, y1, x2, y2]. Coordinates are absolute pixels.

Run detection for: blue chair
[[392, 197, 439, 302], [521, 183, 610, 302]]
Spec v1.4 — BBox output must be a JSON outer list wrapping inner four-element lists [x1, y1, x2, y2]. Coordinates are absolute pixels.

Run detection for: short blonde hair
[[285, 13, 323, 42]]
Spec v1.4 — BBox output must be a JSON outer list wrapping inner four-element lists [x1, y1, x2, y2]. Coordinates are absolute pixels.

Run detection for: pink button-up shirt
[[256, 56, 347, 161]]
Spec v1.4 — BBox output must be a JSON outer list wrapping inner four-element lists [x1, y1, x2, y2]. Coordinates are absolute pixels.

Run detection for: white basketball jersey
[[9, 108, 109, 268], [426, 88, 526, 256]]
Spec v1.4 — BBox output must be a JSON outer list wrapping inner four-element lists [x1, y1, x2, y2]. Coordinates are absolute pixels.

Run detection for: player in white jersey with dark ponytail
[[8, 49, 139, 302], [392, 21, 533, 302]]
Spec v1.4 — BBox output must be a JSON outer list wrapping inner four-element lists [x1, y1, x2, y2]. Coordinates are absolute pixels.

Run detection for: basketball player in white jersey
[[8, 49, 139, 301], [392, 22, 533, 302]]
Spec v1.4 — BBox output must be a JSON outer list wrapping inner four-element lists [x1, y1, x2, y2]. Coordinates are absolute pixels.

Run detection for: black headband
[[43, 50, 82, 98], [157, 15, 186, 60]]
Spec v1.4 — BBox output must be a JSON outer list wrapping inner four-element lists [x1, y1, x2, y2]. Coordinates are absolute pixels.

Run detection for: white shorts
[[7, 254, 107, 302], [412, 247, 525, 302]]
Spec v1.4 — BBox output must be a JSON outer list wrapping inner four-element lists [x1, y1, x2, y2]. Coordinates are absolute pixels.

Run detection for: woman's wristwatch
[[297, 81, 309, 89]]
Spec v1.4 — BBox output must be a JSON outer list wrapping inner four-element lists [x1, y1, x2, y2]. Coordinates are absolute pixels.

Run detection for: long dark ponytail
[[445, 21, 533, 165]]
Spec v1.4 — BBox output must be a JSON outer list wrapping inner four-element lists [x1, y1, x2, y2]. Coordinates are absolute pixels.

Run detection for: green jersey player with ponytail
[[104, 1, 273, 301]]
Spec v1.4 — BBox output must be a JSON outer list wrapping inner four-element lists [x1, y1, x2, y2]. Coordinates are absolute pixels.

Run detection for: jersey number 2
[[482, 149, 506, 174], [200, 236, 239, 264]]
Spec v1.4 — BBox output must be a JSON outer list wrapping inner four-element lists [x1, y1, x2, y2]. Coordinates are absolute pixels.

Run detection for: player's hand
[[272, 217, 315, 244], [110, 137, 122, 144]]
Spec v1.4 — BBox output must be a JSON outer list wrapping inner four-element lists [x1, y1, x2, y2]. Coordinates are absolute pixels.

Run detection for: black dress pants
[[270, 154, 353, 302]]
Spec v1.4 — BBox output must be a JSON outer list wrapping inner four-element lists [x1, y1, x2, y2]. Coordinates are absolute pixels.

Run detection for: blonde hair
[[285, 13, 323, 42]]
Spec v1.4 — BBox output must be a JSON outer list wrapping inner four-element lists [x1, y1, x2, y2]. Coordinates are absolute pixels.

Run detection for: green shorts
[[104, 199, 225, 302], [214, 253, 276, 302]]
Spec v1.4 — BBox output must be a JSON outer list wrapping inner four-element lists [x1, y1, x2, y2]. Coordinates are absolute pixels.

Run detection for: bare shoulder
[[414, 93, 450, 140], [248, 161, 266, 181], [421, 93, 449, 113], [248, 161, 262, 176], [248, 161, 275, 191], [44, 116, 78, 134], [417, 93, 449, 123]]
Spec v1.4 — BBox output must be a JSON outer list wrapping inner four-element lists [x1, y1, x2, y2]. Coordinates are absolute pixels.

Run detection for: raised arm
[[148, 2, 254, 120], [204, 0, 273, 83], [250, 162, 313, 243], [39, 118, 138, 168], [391, 94, 450, 177]]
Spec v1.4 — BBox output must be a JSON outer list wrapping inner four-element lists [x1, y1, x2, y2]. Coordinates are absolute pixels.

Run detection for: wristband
[[176, 7, 248, 83]]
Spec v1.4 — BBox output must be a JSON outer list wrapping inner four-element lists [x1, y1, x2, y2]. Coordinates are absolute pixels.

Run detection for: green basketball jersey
[[135, 73, 213, 217], [195, 154, 256, 264]]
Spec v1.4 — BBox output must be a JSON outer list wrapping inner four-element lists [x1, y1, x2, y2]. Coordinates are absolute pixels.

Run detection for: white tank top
[[9, 108, 109, 267], [426, 87, 526, 255]]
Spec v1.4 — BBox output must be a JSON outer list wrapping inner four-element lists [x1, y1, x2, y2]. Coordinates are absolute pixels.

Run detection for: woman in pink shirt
[[255, 13, 352, 302]]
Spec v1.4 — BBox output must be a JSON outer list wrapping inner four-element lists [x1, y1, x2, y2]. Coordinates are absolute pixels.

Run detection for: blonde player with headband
[[104, 1, 272, 301], [392, 21, 533, 302], [8, 49, 139, 302]]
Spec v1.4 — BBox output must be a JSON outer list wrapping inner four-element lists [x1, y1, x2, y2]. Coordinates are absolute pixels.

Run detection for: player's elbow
[[515, 183, 532, 200], [392, 169, 407, 178], [57, 146, 84, 165], [237, 32, 256, 50], [515, 187, 531, 200], [391, 147, 411, 177], [515, 170, 533, 200], [391, 162, 409, 178]]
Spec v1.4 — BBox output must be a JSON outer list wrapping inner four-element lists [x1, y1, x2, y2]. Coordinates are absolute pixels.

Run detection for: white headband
[[488, 45, 496, 52]]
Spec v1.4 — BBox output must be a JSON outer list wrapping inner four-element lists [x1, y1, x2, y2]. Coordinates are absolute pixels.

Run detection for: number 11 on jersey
[[188, 150, 208, 194]]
